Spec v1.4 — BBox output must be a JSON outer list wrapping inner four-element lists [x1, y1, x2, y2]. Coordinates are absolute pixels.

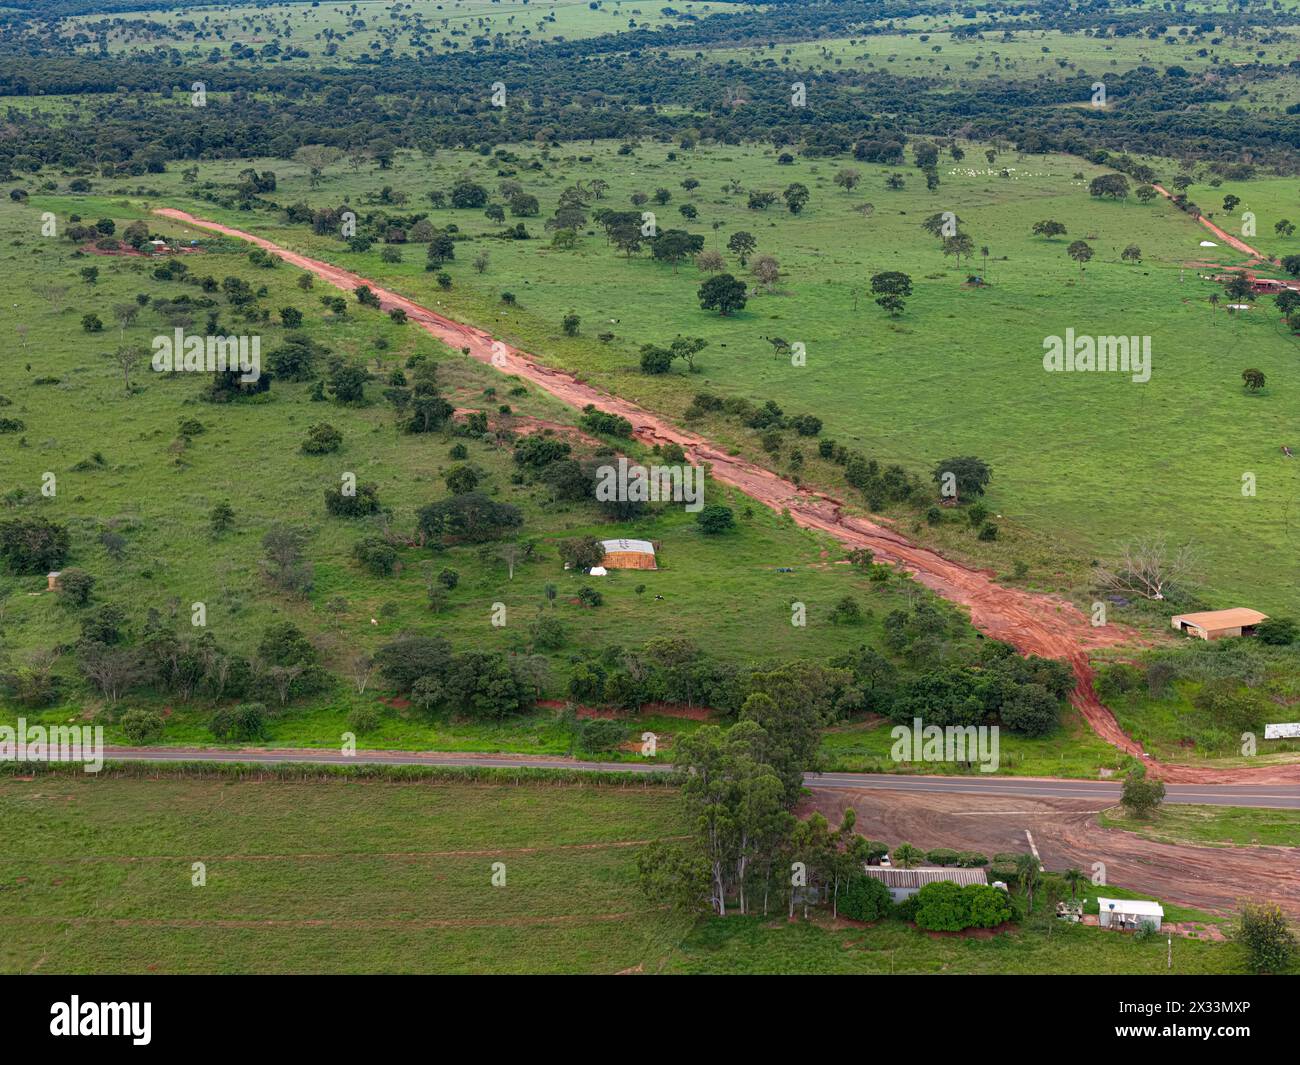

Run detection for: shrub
[[0, 516, 71, 574], [912, 880, 1012, 931], [324, 482, 382, 517], [120, 709, 164, 745], [839, 872, 892, 922], [302, 422, 343, 455], [529, 612, 567, 651], [574, 718, 626, 753], [347, 706, 381, 734], [696, 505, 735, 535], [829, 595, 862, 624], [1255, 617, 1298, 645], [924, 848, 962, 867], [56, 568, 95, 607], [210, 702, 268, 741], [352, 536, 398, 576], [1236, 900, 1297, 974], [1095, 662, 1143, 701], [374, 635, 453, 693], [578, 586, 603, 607]]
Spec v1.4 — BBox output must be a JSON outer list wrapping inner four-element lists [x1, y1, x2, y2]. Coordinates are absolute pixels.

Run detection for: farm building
[[859, 866, 988, 903], [1170, 608, 1268, 641], [599, 539, 657, 570], [1097, 897, 1163, 933]]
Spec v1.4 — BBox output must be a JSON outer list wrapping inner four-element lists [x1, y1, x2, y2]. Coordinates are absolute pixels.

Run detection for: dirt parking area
[[802, 787, 1300, 920]]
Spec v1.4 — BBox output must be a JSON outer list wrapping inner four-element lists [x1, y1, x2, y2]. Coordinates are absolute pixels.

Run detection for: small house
[[599, 539, 657, 571], [1170, 608, 1268, 641], [859, 866, 988, 903], [1097, 897, 1163, 933]]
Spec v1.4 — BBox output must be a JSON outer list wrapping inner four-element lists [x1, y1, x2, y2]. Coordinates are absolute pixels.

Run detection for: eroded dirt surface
[[802, 787, 1300, 918], [154, 209, 1300, 786]]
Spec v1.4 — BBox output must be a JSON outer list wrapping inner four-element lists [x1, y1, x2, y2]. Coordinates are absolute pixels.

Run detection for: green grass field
[[2, 770, 1281, 974], [93, 137, 1300, 618], [56, 0, 708, 58], [1, 190, 971, 748], [1100, 803, 1300, 848], [0, 772, 691, 974]]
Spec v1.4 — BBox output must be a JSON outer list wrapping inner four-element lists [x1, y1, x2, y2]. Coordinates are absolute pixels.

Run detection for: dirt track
[[1152, 184, 1266, 263], [154, 208, 1300, 786], [803, 787, 1300, 919]]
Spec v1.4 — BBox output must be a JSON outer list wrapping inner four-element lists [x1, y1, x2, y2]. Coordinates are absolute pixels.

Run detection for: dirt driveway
[[803, 786, 1300, 920]]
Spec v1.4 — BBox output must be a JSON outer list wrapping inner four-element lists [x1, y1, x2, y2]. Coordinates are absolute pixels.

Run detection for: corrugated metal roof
[[600, 539, 654, 554], [860, 867, 989, 888], [1172, 608, 1268, 630]]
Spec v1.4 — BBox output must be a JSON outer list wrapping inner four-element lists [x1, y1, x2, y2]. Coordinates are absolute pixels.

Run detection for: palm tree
[[1015, 852, 1041, 913], [891, 842, 923, 869], [1063, 867, 1087, 900]]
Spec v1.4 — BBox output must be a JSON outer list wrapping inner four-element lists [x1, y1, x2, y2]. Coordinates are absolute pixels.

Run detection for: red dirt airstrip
[[154, 209, 1300, 786]]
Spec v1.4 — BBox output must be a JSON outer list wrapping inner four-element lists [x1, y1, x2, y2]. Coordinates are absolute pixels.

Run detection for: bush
[[578, 586, 603, 607], [696, 505, 735, 535], [302, 422, 343, 455], [924, 848, 962, 867], [120, 709, 164, 745], [56, 568, 95, 607], [1255, 617, 1298, 645], [1236, 900, 1297, 973], [912, 880, 1012, 931], [0, 516, 71, 574], [839, 872, 892, 921], [998, 682, 1060, 737], [529, 612, 567, 651], [209, 702, 268, 741], [347, 706, 381, 734], [324, 482, 381, 517], [1095, 662, 1143, 701], [352, 536, 398, 576], [574, 718, 627, 753]]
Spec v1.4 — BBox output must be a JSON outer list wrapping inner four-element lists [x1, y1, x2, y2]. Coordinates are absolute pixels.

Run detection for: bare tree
[[1098, 538, 1197, 601], [498, 542, 525, 580], [349, 652, 376, 695], [78, 644, 149, 703], [113, 302, 140, 338], [265, 664, 304, 706], [104, 344, 147, 396], [35, 283, 69, 310]]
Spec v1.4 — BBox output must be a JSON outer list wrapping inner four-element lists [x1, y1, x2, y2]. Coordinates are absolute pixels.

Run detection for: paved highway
[[96, 747, 1300, 809]]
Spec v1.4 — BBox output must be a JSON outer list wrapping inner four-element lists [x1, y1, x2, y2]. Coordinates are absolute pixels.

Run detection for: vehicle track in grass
[[153, 208, 1300, 786]]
